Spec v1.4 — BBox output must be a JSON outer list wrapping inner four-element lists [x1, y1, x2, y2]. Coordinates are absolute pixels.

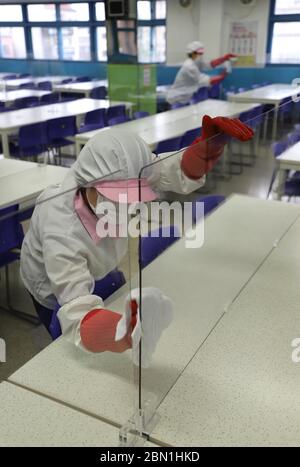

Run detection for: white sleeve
[[57, 294, 104, 351], [42, 232, 95, 306], [187, 65, 211, 88], [148, 151, 206, 195]]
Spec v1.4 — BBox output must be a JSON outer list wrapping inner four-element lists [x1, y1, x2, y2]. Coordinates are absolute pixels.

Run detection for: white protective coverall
[[166, 57, 211, 105], [20, 129, 204, 349]]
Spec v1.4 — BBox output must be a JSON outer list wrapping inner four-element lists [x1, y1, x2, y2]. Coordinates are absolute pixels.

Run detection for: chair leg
[[0, 264, 40, 325]]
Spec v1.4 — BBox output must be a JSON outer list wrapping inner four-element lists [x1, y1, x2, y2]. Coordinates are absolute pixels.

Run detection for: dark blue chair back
[[47, 116, 77, 140], [61, 78, 73, 84], [75, 76, 91, 82], [85, 108, 106, 127], [19, 122, 48, 148], [14, 96, 39, 109], [107, 105, 126, 121], [40, 92, 60, 104], [191, 87, 209, 103], [19, 73, 31, 78], [108, 115, 130, 126], [180, 128, 201, 148], [3, 74, 17, 80], [38, 81, 53, 91], [133, 111, 149, 119], [19, 82, 36, 90], [192, 195, 225, 224], [156, 136, 182, 154], [272, 141, 288, 158], [49, 269, 126, 340], [0, 205, 24, 255], [140, 225, 180, 269], [170, 102, 188, 109], [208, 83, 221, 99], [90, 86, 107, 99]]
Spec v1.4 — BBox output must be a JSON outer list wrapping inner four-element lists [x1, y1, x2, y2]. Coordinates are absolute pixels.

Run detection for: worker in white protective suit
[[20, 119, 253, 365], [167, 41, 237, 106]]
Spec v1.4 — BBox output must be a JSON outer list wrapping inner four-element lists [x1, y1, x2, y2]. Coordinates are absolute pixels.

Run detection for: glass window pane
[[152, 25, 166, 62], [60, 3, 89, 21], [275, 0, 300, 15], [96, 2, 105, 21], [62, 27, 91, 61], [271, 22, 300, 64], [96, 27, 107, 61], [155, 1, 166, 19], [138, 26, 151, 62], [0, 5, 23, 22], [0, 28, 26, 58], [138, 1, 151, 20], [28, 4, 56, 22], [118, 30, 137, 56], [31, 28, 58, 60]]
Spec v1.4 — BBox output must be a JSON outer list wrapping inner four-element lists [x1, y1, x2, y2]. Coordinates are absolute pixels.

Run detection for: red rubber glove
[[211, 53, 238, 68], [210, 71, 227, 86], [181, 115, 254, 180], [80, 300, 137, 353]]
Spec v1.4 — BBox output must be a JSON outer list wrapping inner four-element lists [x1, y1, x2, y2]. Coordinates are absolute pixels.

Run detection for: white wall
[[166, 0, 270, 66]]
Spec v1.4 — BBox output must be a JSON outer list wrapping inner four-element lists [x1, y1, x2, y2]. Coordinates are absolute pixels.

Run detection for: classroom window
[[96, 27, 107, 61], [0, 27, 26, 58], [274, 0, 300, 15], [271, 22, 300, 64], [31, 28, 59, 60], [61, 27, 91, 61], [268, 0, 300, 64], [60, 3, 90, 21], [138, 1, 152, 20], [138, 0, 166, 63], [95, 2, 106, 21], [0, 5, 23, 22], [27, 4, 57, 22]]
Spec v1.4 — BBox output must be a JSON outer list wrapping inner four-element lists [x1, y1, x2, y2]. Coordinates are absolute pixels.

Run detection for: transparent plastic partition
[[0, 163, 140, 446], [119, 95, 300, 445]]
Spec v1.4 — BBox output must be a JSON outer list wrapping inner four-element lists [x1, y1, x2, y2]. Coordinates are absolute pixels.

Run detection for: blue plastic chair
[[47, 116, 77, 158], [191, 87, 209, 104], [19, 82, 36, 90], [78, 108, 107, 133], [108, 115, 130, 126], [3, 74, 17, 80], [40, 92, 60, 104], [38, 81, 53, 91], [49, 269, 126, 340], [90, 86, 107, 99], [170, 102, 188, 110], [208, 83, 221, 99], [192, 195, 225, 224], [14, 96, 39, 109], [0, 205, 37, 323], [267, 141, 293, 199], [61, 78, 73, 84], [180, 128, 201, 149], [107, 105, 126, 122], [18, 73, 31, 78], [75, 76, 91, 82], [140, 225, 181, 269], [155, 136, 182, 154], [9, 122, 48, 160], [287, 132, 300, 146], [133, 111, 149, 119]]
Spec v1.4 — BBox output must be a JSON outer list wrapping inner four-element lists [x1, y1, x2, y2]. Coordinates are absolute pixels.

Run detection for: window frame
[[137, 0, 167, 64], [0, 1, 107, 63], [267, 0, 300, 66]]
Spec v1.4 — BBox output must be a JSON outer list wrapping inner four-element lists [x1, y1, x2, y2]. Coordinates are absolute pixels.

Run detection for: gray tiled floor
[[0, 133, 294, 383]]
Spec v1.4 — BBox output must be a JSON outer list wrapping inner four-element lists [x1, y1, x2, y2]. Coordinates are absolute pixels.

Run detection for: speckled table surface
[[150, 214, 300, 447], [8, 195, 300, 446], [0, 382, 121, 447]]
